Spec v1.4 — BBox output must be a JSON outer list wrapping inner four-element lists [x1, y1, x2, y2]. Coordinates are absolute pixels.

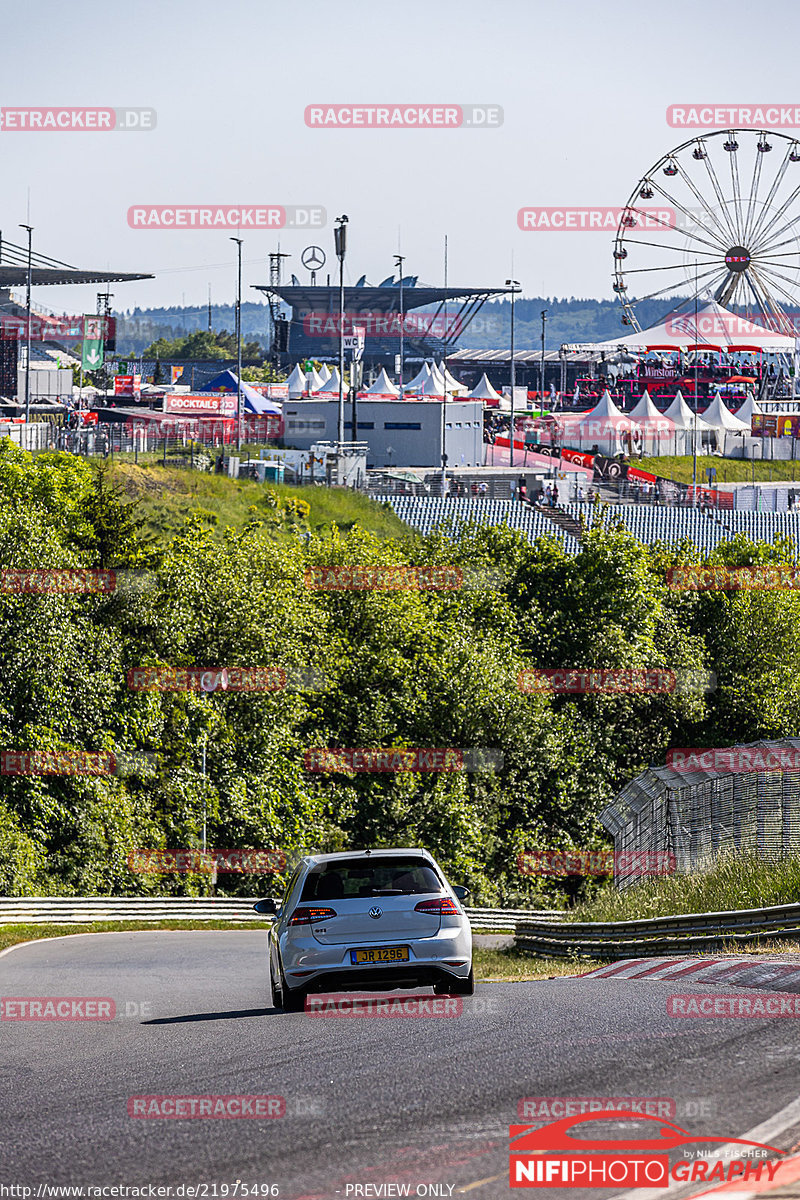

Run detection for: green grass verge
[[107, 463, 408, 542], [567, 853, 800, 924], [474, 947, 602, 980], [635, 455, 800, 484]]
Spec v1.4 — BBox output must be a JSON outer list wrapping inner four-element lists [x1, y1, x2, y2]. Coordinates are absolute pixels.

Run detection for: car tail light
[[414, 897, 459, 915], [289, 906, 337, 925]]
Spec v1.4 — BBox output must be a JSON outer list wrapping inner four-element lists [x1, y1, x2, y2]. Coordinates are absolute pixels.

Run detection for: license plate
[[350, 946, 410, 965]]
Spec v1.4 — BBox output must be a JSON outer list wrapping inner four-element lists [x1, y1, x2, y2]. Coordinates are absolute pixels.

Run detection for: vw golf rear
[[254, 848, 473, 1010]]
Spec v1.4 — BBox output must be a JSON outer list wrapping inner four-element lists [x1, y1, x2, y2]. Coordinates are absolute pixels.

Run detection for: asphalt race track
[[2, 931, 800, 1199]]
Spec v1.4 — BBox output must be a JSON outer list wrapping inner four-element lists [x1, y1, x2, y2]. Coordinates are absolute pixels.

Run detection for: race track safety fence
[[0, 896, 562, 930], [514, 902, 800, 960]]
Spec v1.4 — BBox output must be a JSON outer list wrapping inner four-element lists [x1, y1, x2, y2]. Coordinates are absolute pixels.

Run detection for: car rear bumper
[[279, 927, 472, 991], [285, 961, 471, 993]]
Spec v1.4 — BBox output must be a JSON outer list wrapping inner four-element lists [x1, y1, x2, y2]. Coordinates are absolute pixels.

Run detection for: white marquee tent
[[558, 390, 632, 455], [590, 300, 795, 353], [465, 373, 503, 402], [404, 363, 433, 391], [362, 368, 400, 397], [314, 366, 343, 394], [662, 389, 714, 455]]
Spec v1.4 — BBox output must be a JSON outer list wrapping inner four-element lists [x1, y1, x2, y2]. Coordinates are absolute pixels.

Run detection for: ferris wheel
[[613, 129, 800, 334]]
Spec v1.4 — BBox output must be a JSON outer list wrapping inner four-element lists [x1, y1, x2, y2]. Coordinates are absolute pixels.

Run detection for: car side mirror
[[253, 897, 278, 915], [452, 885, 470, 901]]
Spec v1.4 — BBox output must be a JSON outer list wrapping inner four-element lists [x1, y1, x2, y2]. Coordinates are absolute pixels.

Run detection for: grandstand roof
[[0, 234, 152, 287]]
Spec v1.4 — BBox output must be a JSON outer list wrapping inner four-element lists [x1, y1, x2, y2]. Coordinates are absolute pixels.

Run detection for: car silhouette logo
[[368, 907, 382, 919], [510, 1111, 783, 1156]]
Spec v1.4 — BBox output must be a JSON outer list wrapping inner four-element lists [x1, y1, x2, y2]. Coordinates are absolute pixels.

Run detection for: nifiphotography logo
[[509, 1110, 784, 1188]]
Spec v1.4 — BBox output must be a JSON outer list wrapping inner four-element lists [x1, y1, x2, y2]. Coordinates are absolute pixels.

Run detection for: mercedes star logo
[[368, 906, 382, 919], [301, 245, 326, 271]]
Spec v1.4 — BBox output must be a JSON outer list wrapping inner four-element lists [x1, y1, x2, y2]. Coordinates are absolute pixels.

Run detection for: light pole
[[334, 215, 349, 445], [540, 309, 548, 410], [506, 280, 520, 467], [394, 253, 405, 391], [692, 261, 698, 506], [19, 224, 33, 424], [229, 237, 243, 450]]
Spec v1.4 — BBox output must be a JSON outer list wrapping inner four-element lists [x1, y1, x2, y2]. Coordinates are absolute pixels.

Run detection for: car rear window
[[301, 856, 444, 901]]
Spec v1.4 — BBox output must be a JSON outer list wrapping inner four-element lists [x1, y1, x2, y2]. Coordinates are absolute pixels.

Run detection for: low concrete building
[[281, 398, 484, 469]]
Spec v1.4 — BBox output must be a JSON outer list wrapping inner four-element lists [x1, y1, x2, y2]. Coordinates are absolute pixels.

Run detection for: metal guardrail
[[515, 902, 800, 959], [0, 897, 563, 929]]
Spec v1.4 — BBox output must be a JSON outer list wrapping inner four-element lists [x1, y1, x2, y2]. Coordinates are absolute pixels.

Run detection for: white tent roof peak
[[627, 389, 675, 430], [591, 299, 795, 353], [364, 368, 400, 396], [315, 366, 342, 393], [436, 360, 468, 393], [285, 363, 307, 395], [415, 373, 447, 397], [585, 389, 629, 422], [663, 389, 712, 431], [702, 389, 750, 431], [403, 362, 432, 390], [317, 363, 332, 384], [465, 373, 503, 400], [734, 393, 761, 425]]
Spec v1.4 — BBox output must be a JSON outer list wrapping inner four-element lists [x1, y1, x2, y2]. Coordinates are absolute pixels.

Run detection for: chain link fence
[[601, 739, 800, 888]]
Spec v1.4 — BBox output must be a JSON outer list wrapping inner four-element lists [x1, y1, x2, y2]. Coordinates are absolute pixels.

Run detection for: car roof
[[301, 848, 434, 866]]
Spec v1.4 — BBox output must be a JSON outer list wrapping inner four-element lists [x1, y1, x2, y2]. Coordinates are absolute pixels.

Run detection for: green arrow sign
[[82, 340, 104, 371]]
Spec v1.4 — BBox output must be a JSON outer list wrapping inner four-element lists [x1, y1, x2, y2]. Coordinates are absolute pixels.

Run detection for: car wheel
[[436, 967, 474, 996], [282, 982, 307, 1012], [270, 963, 283, 1010]]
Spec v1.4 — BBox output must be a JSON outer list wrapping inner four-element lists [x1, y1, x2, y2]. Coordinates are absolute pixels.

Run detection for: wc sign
[[344, 325, 366, 361]]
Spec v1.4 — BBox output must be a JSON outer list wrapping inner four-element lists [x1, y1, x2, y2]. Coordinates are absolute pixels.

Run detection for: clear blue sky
[[3, 0, 800, 315]]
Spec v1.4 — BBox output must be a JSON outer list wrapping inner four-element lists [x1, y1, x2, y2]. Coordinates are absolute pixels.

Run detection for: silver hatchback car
[[254, 848, 473, 1011]]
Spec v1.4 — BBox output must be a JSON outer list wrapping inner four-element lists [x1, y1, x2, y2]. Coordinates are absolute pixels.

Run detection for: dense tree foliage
[[1, 441, 797, 904]]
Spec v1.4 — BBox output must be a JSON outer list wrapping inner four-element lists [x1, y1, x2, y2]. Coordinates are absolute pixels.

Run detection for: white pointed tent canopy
[[465, 373, 503, 402], [659, 388, 713, 454], [698, 390, 750, 454], [702, 390, 751, 432], [317, 363, 332, 384], [436, 360, 468, 393], [403, 362, 433, 391], [414, 373, 447, 398], [557, 390, 632, 455], [627, 389, 675, 453], [314, 366, 342, 394], [731, 392, 761, 427], [285, 363, 308, 398], [362, 368, 400, 397]]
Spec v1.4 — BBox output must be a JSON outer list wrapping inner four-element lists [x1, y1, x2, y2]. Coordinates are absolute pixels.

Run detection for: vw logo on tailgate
[[368, 907, 382, 919]]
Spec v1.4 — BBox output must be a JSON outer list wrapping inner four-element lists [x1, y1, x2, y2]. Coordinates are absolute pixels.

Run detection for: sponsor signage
[[752, 413, 800, 437], [114, 374, 142, 397], [163, 393, 237, 416]]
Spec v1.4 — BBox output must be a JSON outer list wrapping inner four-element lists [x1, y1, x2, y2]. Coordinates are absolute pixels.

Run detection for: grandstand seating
[[386, 497, 582, 553], [383, 496, 800, 557]]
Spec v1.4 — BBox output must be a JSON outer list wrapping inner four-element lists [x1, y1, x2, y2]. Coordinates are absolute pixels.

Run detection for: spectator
[[544, 483, 552, 506], [551, 484, 559, 508], [577, 484, 585, 503]]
